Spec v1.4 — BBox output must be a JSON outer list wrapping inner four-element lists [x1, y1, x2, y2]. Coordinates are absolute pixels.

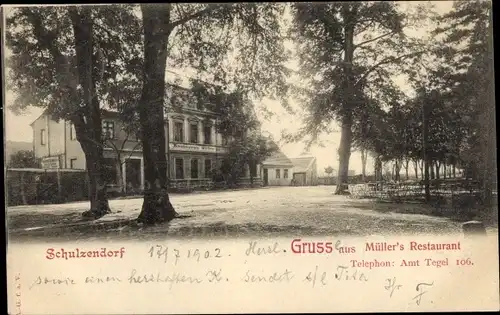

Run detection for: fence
[[6, 168, 89, 206], [317, 175, 377, 185], [351, 178, 497, 208], [349, 179, 485, 200]]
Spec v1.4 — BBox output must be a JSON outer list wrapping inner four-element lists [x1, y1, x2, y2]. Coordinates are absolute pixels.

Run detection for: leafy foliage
[[288, 2, 424, 146], [324, 166, 334, 176], [347, 0, 493, 187], [6, 6, 142, 121], [220, 130, 277, 185], [8, 150, 40, 168], [168, 3, 290, 102]]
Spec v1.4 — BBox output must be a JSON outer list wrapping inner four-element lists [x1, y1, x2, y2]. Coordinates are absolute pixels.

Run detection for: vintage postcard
[[4, 2, 499, 314]]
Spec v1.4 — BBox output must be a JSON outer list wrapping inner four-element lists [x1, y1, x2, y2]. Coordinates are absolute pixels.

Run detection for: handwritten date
[[148, 245, 223, 265]]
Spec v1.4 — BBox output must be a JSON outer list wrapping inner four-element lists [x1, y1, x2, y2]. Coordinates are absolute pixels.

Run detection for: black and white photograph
[[4, 1, 496, 242], [4, 2, 499, 314]]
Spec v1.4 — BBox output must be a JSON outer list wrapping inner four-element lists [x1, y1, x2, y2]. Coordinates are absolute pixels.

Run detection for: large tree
[[289, 2, 427, 194], [432, 0, 495, 204], [6, 6, 142, 218], [136, 4, 289, 224]]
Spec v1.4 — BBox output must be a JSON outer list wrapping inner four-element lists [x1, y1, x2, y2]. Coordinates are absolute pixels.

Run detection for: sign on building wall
[[169, 143, 227, 153], [41, 156, 60, 169]]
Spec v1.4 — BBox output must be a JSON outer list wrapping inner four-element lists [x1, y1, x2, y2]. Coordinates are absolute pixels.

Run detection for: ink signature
[[413, 282, 434, 305], [384, 277, 402, 298]]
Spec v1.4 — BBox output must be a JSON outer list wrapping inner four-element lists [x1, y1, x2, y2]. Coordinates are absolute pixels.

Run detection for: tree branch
[[25, 8, 86, 127], [170, 4, 224, 28], [123, 141, 143, 163], [120, 131, 131, 151], [354, 31, 395, 50], [81, 134, 105, 149], [354, 51, 426, 88], [106, 138, 119, 152]]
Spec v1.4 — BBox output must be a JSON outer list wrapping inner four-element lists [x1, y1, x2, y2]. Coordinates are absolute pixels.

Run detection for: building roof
[[29, 110, 47, 127], [263, 142, 293, 167], [29, 108, 120, 127], [290, 156, 316, 173]]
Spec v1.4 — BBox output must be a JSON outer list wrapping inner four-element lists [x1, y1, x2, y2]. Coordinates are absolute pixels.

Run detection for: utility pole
[[422, 90, 431, 202]]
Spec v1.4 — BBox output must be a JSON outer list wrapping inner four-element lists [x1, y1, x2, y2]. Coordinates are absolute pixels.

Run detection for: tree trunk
[[435, 161, 440, 180], [413, 160, 418, 179], [443, 161, 447, 179], [374, 155, 382, 190], [395, 160, 401, 182], [82, 143, 111, 217], [430, 161, 435, 180], [70, 8, 111, 218], [360, 148, 367, 182], [116, 160, 124, 195], [424, 159, 430, 202], [335, 4, 356, 196], [405, 159, 409, 180], [453, 164, 456, 178], [335, 114, 353, 195], [137, 4, 177, 224], [481, 7, 496, 208]]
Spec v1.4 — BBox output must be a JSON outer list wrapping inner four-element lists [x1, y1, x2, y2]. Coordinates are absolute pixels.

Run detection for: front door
[[263, 168, 268, 186], [293, 173, 306, 186]]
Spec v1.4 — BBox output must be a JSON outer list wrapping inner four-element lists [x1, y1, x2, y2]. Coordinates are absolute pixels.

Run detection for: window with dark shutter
[[174, 122, 184, 142], [204, 125, 212, 144], [190, 123, 198, 143], [175, 158, 184, 179], [191, 159, 199, 179], [40, 129, 46, 145]]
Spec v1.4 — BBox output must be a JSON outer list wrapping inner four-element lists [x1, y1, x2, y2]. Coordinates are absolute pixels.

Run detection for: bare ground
[[7, 186, 497, 242]]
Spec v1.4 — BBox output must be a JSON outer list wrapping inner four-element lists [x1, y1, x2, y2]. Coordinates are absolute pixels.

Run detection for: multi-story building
[[30, 83, 262, 192]]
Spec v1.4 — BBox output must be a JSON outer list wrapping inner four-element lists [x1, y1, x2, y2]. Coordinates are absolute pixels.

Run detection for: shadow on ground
[[7, 212, 91, 230], [9, 212, 464, 243], [349, 199, 498, 224]]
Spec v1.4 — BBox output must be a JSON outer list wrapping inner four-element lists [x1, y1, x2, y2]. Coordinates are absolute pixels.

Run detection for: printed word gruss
[[291, 239, 334, 254]]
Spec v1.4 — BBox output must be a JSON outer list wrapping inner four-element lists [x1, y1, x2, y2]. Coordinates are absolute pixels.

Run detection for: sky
[[3, 2, 454, 175]]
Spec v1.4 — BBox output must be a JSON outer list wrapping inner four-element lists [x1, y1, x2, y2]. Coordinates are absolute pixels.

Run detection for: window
[[70, 158, 77, 169], [205, 159, 212, 178], [276, 169, 281, 179], [203, 125, 212, 144], [102, 121, 115, 139], [190, 123, 199, 143], [70, 124, 77, 140], [174, 121, 184, 142], [40, 129, 46, 145], [175, 158, 184, 179], [284, 169, 289, 179], [191, 159, 199, 179]]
